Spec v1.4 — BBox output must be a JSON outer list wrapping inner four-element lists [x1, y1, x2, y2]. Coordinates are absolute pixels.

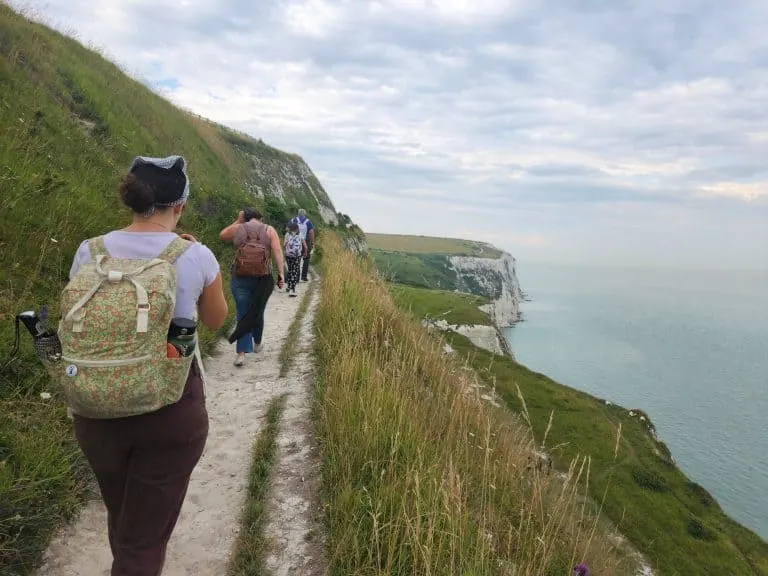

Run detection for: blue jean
[[230, 275, 273, 353]]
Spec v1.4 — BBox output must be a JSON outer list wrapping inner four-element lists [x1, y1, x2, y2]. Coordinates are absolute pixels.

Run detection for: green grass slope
[[373, 249, 459, 290], [0, 4, 336, 571], [390, 284, 492, 327], [390, 287, 768, 574]]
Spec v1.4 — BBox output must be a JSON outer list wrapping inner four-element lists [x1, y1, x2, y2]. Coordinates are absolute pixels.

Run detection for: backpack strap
[[258, 223, 271, 251], [65, 255, 166, 334], [242, 223, 254, 244], [238, 221, 261, 246], [88, 236, 109, 258], [158, 237, 193, 264]]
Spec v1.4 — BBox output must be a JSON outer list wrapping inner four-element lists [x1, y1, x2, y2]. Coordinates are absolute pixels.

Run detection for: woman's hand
[[180, 233, 198, 243], [237, 211, 245, 224]]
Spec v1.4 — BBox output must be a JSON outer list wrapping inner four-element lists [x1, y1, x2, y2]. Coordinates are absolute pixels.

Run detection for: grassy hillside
[[367, 233, 502, 258], [372, 249, 461, 291], [391, 287, 768, 575], [390, 284, 492, 327], [315, 234, 636, 574], [0, 4, 336, 571]]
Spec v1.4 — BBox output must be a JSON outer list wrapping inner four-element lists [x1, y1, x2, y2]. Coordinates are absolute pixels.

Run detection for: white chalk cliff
[[230, 140, 339, 225], [344, 230, 368, 255], [424, 319, 506, 356], [449, 252, 523, 327]]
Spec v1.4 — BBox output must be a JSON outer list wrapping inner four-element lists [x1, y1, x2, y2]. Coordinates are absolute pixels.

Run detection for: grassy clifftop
[[0, 4, 337, 571], [368, 233, 504, 290], [367, 233, 503, 258], [369, 233, 522, 327]]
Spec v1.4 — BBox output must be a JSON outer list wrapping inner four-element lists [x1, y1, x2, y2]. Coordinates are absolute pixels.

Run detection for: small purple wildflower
[[573, 564, 591, 576]]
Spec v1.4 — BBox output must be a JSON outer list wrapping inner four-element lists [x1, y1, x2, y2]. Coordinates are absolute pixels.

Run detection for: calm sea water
[[504, 262, 768, 539]]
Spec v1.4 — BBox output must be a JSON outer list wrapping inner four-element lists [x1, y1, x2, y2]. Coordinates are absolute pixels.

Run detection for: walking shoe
[[254, 343, 263, 353], [234, 354, 245, 367], [289, 292, 298, 298]]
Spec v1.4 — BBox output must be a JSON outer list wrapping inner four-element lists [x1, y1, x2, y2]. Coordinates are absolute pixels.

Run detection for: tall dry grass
[[313, 235, 634, 575]]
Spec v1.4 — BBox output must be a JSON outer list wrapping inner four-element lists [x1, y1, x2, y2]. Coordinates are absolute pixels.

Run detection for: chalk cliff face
[[343, 228, 368, 255], [424, 319, 506, 356], [449, 252, 523, 327], [234, 144, 339, 225]]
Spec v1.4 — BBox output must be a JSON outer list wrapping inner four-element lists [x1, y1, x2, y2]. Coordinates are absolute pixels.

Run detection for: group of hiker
[[220, 206, 314, 367], [51, 155, 315, 574]]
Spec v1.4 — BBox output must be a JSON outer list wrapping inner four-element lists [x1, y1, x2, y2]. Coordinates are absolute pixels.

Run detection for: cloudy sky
[[19, 0, 768, 269]]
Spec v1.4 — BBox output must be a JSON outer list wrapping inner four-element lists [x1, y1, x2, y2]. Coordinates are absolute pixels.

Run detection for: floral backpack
[[54, 235, 196, 419], [285, 233, 303, 258]]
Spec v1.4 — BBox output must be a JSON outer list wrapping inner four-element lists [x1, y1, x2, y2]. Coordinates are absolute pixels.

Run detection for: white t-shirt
[[69, 231, 220, 320]]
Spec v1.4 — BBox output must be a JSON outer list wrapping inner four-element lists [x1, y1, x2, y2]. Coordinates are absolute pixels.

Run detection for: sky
[[16, 0, 768, 269]]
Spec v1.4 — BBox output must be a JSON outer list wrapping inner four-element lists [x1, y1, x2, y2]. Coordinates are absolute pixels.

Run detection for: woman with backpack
[[284, 221, 307, 297], [219, 208, 285, 366], [65, 155, 229, 575]]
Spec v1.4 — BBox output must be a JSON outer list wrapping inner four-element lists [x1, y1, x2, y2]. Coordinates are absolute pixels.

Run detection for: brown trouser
[[73, 362, 209, 576]]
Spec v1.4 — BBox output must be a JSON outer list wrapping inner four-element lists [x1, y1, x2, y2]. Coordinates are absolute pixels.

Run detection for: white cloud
[[13, 0, 768, 269], [282, 0, 347, 38], [699, 182, 768, 202]]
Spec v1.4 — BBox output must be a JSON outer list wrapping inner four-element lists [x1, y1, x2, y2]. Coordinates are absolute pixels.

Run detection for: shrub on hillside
[[688, 516, 718, 541], [631, 467, 669, 493], [262, 196, 292, 228], [687, 481, 716, 508]]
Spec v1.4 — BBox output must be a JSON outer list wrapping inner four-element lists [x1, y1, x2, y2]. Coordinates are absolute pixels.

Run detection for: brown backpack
[[234, 221, 272, 277]]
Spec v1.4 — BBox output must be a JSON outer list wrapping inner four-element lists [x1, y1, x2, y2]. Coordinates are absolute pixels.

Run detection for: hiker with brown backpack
[[219, 208, 285, 367]]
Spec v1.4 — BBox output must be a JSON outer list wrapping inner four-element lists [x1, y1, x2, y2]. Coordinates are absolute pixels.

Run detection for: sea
[[504, 262, 768, 540]]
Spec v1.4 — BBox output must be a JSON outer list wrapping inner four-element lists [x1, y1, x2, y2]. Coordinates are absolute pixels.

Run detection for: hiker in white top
[[66, 155, 228, 575], [283, 221, 307, 296], [291, 208, 315, 281]]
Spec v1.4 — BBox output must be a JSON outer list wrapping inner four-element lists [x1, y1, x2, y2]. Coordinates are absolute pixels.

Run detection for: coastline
[[446, 326, 768, 574], [377, 242, 768, 573], [505, 265, 768, 542]]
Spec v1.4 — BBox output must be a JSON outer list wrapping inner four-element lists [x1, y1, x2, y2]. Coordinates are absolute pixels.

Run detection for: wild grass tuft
[[228, 394, 287, 576], [278, 283, 314, 378]]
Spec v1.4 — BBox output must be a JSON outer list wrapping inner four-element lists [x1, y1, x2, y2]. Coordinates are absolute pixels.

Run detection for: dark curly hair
[[120, 158, 186, 214]]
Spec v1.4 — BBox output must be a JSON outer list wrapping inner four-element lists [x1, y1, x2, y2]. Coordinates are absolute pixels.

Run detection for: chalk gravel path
[[39, 276, 325, 575]]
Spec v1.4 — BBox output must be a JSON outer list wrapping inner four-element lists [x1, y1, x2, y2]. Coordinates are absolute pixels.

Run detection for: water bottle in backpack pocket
[[167, 317, 197, 357]]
